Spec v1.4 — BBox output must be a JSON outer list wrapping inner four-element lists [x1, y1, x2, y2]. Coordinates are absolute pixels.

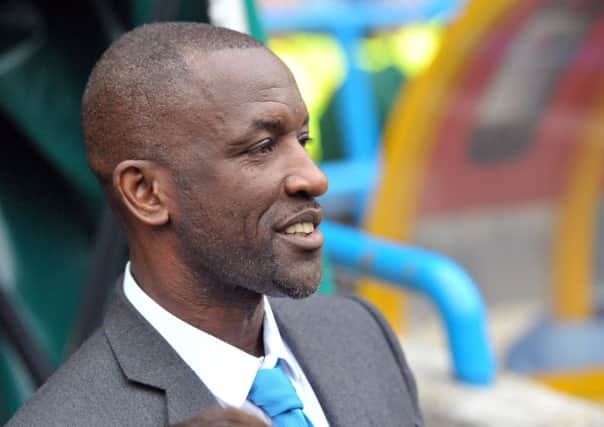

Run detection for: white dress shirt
[[123, 263, 329, 426]]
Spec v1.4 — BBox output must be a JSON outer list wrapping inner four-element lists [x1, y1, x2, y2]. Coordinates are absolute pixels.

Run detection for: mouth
[[276, 208, 323, 251]]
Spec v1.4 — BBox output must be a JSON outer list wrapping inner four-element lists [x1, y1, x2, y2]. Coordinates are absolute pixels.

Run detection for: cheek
[[203, 192, 266, 243], [180, 164, 283, 239], [240, 201, 274, 242], [226, 174, 282, 234]]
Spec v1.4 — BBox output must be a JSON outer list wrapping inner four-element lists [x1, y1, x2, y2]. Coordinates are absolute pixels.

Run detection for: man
[[8, 23, 422, 426]]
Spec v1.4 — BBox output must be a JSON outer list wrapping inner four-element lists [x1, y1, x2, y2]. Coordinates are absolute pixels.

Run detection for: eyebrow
[[252, 114, 309, 132], [230, 114, 309, 147]]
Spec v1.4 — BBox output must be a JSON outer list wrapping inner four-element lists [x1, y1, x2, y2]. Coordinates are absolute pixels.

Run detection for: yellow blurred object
[[534, 368, 604, 404], [269, 34, 346, 162], [357, 283, 407, 332], [551, 83, 604, 321], [358, 23, 443, 77], [359, 0, 516, 333], [393, 24, 443, 77]]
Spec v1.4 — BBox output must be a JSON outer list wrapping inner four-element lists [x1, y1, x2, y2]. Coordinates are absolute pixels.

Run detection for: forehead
[[182, 48, 307, 131]]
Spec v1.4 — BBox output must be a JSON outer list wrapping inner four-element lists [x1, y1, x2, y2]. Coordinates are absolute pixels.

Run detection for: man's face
[[166, 47, 328, 298]]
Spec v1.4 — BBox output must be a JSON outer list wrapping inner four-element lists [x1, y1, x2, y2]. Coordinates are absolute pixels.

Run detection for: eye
[[247, 138, 275, 155], [299, 134, 313, 147]]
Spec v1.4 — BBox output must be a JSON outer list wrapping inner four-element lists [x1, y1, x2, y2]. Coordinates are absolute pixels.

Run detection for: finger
[[221, 407, 270, 426], [170, 406, 269, 427]]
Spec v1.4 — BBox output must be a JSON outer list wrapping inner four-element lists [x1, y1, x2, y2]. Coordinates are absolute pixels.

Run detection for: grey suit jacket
[[7, 290, 422, 427]]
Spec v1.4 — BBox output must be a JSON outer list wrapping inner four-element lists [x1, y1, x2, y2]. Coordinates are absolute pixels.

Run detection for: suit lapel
[[270, 297, 372, 427], [103, 287, 217, 424], [103, 287, 372, 425]]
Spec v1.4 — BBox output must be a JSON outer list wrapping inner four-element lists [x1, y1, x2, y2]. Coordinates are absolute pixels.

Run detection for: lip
[[276, 227, 324, 251], [276, 208, 323, 232], [275, 207, 324, 251]]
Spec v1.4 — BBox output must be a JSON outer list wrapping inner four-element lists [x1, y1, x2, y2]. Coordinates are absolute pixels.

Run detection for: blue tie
[[248, 361, 313, 427]]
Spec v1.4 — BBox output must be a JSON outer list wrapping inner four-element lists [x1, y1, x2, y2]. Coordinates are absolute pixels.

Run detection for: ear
[[113, 160, 170, 226]]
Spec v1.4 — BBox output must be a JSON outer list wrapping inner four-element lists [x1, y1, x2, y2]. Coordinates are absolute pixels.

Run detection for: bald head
[[81, 22, 264, 187], [80, 21, 327, 305]]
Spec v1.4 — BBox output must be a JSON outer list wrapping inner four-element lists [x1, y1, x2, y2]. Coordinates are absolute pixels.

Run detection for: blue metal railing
[[322, 220, 496, 385], [263, 0, 462, 219], [260, 0, 494, 385]]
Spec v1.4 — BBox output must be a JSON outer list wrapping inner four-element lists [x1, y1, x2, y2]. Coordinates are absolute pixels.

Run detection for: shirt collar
[[122, 262, 300, 408], [262, 295, 302, 382]]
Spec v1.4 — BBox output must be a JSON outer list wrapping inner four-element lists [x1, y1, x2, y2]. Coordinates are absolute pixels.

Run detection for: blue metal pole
[[321, 220, 496, 385], [332, 23, 380, 161]]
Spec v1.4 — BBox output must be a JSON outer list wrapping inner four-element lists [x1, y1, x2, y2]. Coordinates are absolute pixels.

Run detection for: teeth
[[284, 222, 314, 235]]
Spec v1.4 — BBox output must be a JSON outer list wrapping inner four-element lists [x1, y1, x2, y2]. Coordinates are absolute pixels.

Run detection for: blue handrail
[[262, 0, 461, 162], [262, 0, 462, 221], [262, 0, 460, 36], [259, 0, 493, 385], [322, 220, 496, 385]]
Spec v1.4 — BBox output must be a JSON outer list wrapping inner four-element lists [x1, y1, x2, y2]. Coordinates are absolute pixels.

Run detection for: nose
[[284, 144, 328, 198]]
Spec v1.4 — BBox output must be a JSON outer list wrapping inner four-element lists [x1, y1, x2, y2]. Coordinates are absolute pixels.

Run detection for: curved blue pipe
[[321, 220, 496, 385], [262, 0, 461, 34]]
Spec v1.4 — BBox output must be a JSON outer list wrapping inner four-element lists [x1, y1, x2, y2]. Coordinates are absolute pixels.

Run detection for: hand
[[170, 406, 270, 427]]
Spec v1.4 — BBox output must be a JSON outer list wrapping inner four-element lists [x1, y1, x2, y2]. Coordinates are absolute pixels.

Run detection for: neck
[[129, 250, 266, 357]]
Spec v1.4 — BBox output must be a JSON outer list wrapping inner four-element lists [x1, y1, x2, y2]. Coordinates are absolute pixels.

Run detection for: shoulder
[[7, 331, 112, 426], [272, 294, 410, 372], [271, 293, 399, 341], [6, 329, 163, 427], [271, 294, 423, 424]]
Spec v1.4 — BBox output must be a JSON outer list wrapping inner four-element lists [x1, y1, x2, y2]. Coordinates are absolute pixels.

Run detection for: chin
[[270, 267, 322, 299], [279, 282, 320, 299]]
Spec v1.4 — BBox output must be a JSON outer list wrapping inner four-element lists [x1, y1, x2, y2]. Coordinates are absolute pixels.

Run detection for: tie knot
[[248, 362, 304, 418]]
